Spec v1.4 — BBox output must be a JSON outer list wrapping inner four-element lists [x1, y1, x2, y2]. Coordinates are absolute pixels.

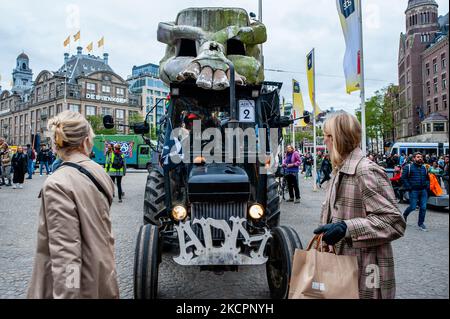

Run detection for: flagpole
[[358, 0, 367, 155], [312, 48, 318, 192], [258, 0, 263, 65], [64, 39, 69, 111]]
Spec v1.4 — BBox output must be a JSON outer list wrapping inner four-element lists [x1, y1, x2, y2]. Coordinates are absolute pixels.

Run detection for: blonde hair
[[323, 112, 361, 169], [47, 110, 95, 159]]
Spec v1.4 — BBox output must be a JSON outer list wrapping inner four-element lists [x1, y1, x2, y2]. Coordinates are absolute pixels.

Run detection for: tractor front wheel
[[134, 224, 161, 299], [266, 225, 303, 299]]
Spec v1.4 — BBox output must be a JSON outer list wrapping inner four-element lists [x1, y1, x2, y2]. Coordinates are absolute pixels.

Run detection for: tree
[[129, 112, 144, 126], [357, 85, 399, 154], [381, 84, 398, 146], [87, 115, 117, 135]]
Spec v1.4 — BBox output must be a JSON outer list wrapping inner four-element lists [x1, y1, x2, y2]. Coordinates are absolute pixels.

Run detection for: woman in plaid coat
[[314, 112, 406, 299]]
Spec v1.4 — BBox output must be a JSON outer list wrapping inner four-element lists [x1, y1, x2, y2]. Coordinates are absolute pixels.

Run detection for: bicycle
[[275, 166, 287, 201]]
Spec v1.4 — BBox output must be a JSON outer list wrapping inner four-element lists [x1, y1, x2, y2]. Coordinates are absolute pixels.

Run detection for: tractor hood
[[188, 163, 250, 202]]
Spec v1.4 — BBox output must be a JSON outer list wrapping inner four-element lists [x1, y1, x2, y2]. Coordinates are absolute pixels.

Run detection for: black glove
[[313, 221, 347, 245]]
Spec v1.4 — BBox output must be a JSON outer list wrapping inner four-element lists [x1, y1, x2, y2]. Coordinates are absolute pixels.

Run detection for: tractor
[[104, 7, 310, 299]]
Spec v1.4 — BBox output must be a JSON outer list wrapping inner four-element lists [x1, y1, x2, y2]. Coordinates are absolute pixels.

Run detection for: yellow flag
[[63, 35, 70, 47], [86, 42, 93, 52], [292, 79, 306, 127], [73, 30, 81, 42], [306, 49, 321, 117], [98, 36, 104, 48]]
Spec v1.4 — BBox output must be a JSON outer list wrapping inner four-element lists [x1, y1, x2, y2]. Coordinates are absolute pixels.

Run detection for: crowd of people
[[281, 142, 449, 233], [0, 108, 446, 299], [0, 138, 57, 190], [280, 148, 334, 203]]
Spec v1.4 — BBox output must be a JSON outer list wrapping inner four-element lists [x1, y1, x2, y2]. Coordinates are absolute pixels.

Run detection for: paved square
[[0, 171, 448, 298]]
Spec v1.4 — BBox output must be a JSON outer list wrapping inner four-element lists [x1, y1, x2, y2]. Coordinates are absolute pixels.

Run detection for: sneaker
[[418, 224, 427, 232], [19, 184, 23, 189], [294, 198, 300, 204], [118, 199, 123, 203], [287, 198, 294, 202], [40, 174, 43, 177], [12, 184, 17, 189]]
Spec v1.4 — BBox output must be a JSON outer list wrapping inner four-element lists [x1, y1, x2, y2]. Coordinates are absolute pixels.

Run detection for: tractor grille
[[191, 202, 246, 241]]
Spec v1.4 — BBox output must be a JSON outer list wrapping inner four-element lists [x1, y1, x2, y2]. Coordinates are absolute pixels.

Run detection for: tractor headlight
[[171, 205, 187, 221], [249, 204, 265, 220]]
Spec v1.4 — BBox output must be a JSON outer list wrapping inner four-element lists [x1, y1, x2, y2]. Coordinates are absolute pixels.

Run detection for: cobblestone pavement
[[0, 171, 448, 299]]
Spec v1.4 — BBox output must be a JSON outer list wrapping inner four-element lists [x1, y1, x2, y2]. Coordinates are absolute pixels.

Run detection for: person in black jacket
[[37, 144, 51, 176], [320, 153, 332, 186], [12, 146, 28, 189], [401, 152, 430, 231]]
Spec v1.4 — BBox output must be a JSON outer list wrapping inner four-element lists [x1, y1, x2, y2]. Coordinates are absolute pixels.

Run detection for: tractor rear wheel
[[143, 169, 166, 225], [266, 175, 280, 227], [134, 224, 160, 299], [266, 225, 303, 299]]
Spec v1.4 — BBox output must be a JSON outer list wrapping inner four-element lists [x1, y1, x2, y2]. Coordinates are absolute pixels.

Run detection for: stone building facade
[[396, 0, 449, 142], [0, 48, 141, 146]]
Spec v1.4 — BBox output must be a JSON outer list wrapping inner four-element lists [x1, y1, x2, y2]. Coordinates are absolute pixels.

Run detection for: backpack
[[111, 153, 124, 170]]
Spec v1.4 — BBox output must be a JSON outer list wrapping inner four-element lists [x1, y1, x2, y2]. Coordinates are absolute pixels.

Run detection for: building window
[[427, 100, 431, 114], [86, 105, 96, 116], [433, 78, 438, 93], [434, 97, 439, 112], [426, 123, 431, 132], [426, 81, 431, 96], [101, 107, 112, 116], [442, 54, 447, 69], [433, 59, 438, 74], [433, 123, 445, 132], [116, 109, 125, 132], [442, 74, 447, 90], [116, 109, 125, 120], [69, 104, 80, 113], [426, 63, 430, 76], [86, 82, 96, 92], [102, 85, 111, 94], [443, 94, 447, 110], [56, 104, 62, 114], [49, 106, 54, 118], [116, 88, 125, 96]]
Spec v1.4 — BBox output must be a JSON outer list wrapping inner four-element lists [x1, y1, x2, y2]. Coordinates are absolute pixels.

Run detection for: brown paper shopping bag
[[288, 234, 359, 299]]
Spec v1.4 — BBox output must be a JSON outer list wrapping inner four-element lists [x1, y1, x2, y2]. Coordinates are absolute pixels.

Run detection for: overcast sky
[[0, 0, 448, 114]]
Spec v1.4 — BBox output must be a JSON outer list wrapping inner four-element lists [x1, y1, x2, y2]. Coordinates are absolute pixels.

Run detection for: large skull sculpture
[[157, 7, 267, 90]]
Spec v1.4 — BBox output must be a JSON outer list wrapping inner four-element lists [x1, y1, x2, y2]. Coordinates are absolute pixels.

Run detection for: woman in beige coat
[[314, 112, 406, 299], [27, 111, 119, 299]]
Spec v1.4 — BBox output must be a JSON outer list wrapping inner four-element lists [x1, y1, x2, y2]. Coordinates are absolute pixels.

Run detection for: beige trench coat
[[27, 152, 119, 299], [320, 148, 406, 299]]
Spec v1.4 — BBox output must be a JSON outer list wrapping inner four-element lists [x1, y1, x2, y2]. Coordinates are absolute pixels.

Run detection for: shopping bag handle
[[306, 234, 336, 254]]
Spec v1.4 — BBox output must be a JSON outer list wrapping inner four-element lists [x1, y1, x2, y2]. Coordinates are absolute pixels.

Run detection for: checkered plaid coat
[[320, 148, 406, 299]]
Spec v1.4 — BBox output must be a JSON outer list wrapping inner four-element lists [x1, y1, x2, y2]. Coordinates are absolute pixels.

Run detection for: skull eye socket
[[178, 39, 197, 57], [226, 39, 246, 56]]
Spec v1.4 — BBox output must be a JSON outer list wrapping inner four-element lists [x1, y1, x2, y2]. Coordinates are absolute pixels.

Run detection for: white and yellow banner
[[336, 0, 362, 94]]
